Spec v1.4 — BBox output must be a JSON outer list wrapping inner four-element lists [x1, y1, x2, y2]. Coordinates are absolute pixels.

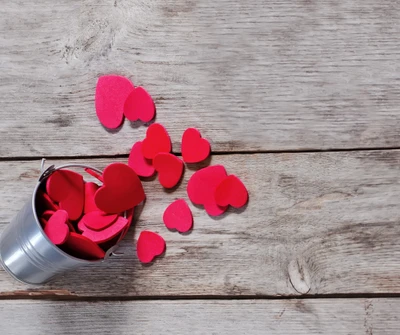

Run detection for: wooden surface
[[1, 0, 400, 157], [0, 299, 399, 335], [1, 0, 400, 334]]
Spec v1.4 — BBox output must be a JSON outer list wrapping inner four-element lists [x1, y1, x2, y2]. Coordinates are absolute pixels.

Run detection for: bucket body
[[0, 164, 104, 284]]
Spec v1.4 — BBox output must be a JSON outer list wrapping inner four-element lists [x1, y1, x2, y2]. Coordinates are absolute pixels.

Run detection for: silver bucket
[[0, 162, 123, 285]]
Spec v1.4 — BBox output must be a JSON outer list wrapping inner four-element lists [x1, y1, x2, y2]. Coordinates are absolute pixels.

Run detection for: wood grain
[[0, 298, 398, 335], [0, 151, 399, 297], [1, 0, 400, 157]]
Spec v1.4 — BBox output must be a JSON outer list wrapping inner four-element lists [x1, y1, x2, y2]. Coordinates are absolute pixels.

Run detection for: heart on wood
[[95, 75, 134, 129], [128, 141, 155, 178], [80, 216, 130, 244], [94, 163, 145, 213], [153, 152, 184, 188], [64, 233, 105, 260], [181, 128, 211, 163], [124, 87, 155, 122], [187, 165, 228, 216], [44, 210, 70, 245], [163, 199, 193, 233], [46, 170, 84, 221], [215, 175, 248, 208], [142, 123, 171, 160], [137, 231, 166, 263]]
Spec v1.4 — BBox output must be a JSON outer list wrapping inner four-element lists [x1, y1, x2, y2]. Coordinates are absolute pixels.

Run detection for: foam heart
[[44, 210, 70, 245], [46, 170, 84, 221], [79, 211, 119, 231], [84, 182, 101, 214], [95, 75, 134, 129], [181, 128, 211, 163], [137, 231, 166, 263], [36, 189, 59, 213], [94, 163, 145, 213], [187, 165, 228, 216], [142, 123, 171, 160], [153, 153, 184, 188], [163, 199, 193, 233], [215, 175, 248, 208], [128, 141, 155, 177], [64, 232, 105, 260], [124, 87, 156, 122], [80, 216, 130, 243]]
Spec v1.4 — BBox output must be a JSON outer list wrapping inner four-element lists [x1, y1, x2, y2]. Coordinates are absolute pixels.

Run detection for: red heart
[[44, 210, 70, 245], [36, 189, 59, 213], [124, 87, 156, 122], [142, 123, 171, 160], [79, 211, 119, 231], [128, 141, 155, 177], [84, 182, 101, 214], [153, 153, 184, 188], [163, 199, 193, 233], [94, 163, 145, 213], [46, 170, 84, 221], [137, 231, 165, 263], [215, 175, 248, 208], [187, 165, 228, 216], [64, 232, 105, 260], [79, 216, 130, 243], [181, 128, 211, 163], [95, 75, 134, 129]]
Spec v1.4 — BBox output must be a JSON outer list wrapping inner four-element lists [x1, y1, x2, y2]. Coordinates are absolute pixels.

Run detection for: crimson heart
[[46, 170, 84, 221], [137, 231, 165, 263], [153, 152, 184, 188], [215, 175, 248, 208], [64, 232, 105, 260], [128, 141, 155, 177], [79, 211, 119, 231], [181, 128, 211, 163], [79, 216, 130, 243], [44, 210, 70, 245], [95, 75, 134, 129], [187, 165, 228, 216], [124, 87, 155, 122], [163, 199, 193, 233], [84, 182, 101, 214], [142, 123, 171, 159], [94, 163, 145, 213]]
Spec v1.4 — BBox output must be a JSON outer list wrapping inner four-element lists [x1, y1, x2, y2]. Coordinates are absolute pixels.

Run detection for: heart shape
[[181, 128, 211, 163], [124, 87, 155, 122], [137, 231, 165, 263], [44, 210, 70, 245], [94, 163, 145, 213], [128, 141, 155, 177], [84, 182, 101, 214], [79, 216, 130, 244], [215, 175, 248, 208], [187, 165, 228, 216], [95, 75, 134, 129], [79, 211, 119, 231], [142, 123, 171, 159], [163, 199, 193, 233], [46, 170, 84, 221], [153, 153, 184, 188], [64, 232, 105, 260]]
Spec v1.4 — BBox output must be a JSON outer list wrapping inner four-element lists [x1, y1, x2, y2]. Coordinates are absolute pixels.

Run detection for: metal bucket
[[0, 162, 122, 285]]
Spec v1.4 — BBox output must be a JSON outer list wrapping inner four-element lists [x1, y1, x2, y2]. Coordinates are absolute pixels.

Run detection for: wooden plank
[[1, 0, 400, 157], [0, 298, 398, 335], [0, 151, 399, 297]]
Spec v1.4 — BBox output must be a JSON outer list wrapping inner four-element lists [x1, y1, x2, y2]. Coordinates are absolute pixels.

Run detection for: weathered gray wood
[[0, 151, 399, 297], [0, 298, 398, 335], [1, 0, 400, 157]]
